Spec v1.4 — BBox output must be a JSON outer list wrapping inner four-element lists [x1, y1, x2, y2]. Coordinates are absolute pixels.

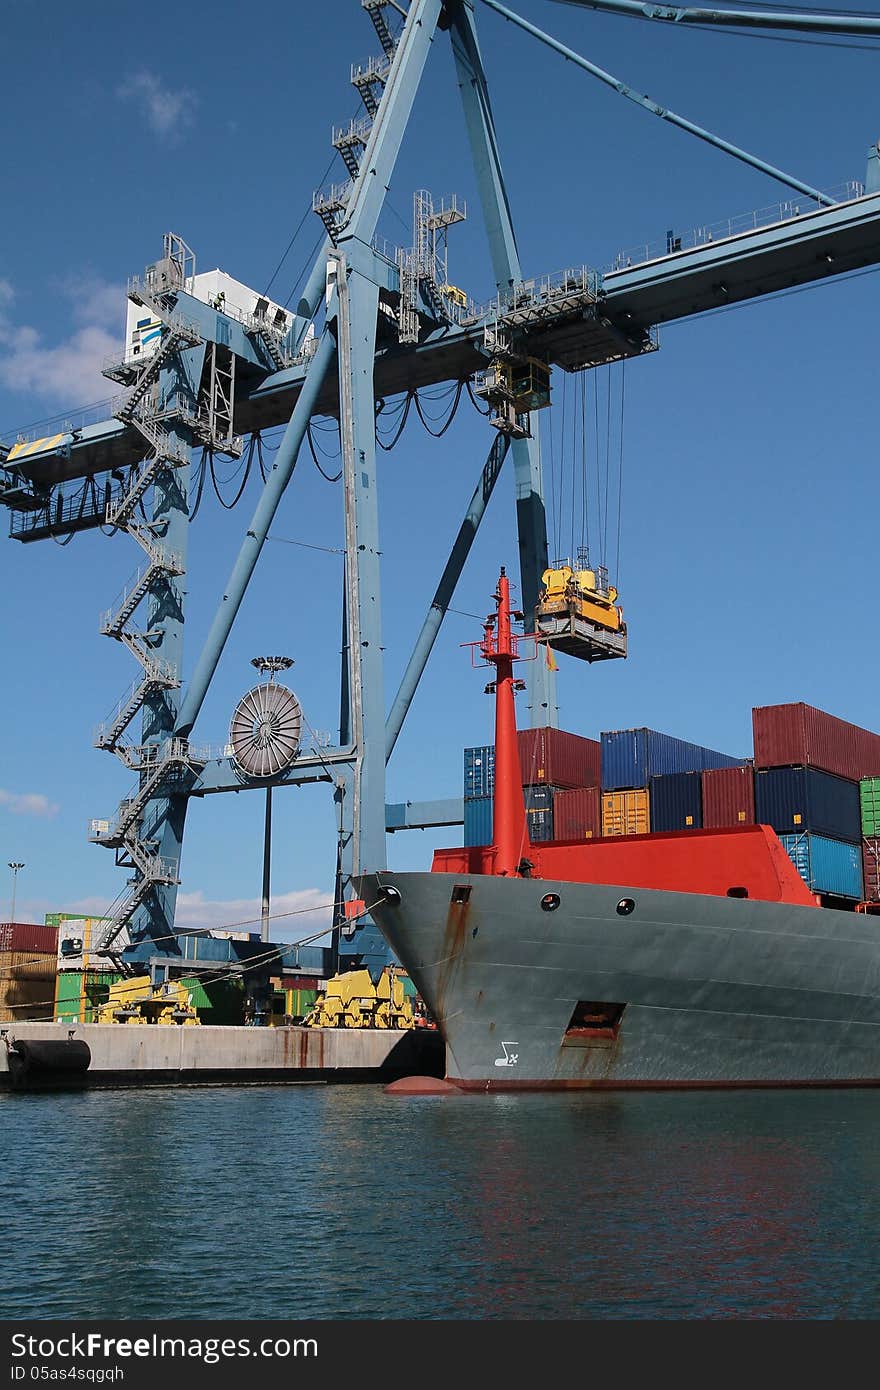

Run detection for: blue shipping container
[[525, 787, 555, 842], [464, 795, 493, 847], [754, 766, 861, 842], [649, 772, 703, 831], [524, 786, 555, 812], [779, 832, 863, 898], [464, 746, 495, 801], [601, 728, 744, 791]]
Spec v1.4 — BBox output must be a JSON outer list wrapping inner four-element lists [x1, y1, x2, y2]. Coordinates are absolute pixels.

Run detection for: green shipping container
[[861, 778, 880, 837], [178, 976, 245, 1025], [54, 970, 121, 1023]]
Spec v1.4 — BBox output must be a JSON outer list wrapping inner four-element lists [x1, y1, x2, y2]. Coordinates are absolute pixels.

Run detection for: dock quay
[[0, 1022, 444, 1091]]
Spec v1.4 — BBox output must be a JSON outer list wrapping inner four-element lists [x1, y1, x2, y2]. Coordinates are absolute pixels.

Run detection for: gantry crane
[[2, 0, 880, 978]]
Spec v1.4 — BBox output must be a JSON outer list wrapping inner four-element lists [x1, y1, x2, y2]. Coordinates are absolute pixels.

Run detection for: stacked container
[[463, 729, 601, 847], [601, 728, 745, 793], [702, 765, 756, 828], [752, 703, 870, 901], [600, 728, 743, 837], [553, 786, 601, 840], [860, 777, 880, 902], [0, 922, 58, 1023], [51, 913, 131, 1023], [649, 772, 703, 832]]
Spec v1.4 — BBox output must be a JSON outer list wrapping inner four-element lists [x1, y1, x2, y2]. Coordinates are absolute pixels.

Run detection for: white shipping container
[[56, 917, 130, 972]]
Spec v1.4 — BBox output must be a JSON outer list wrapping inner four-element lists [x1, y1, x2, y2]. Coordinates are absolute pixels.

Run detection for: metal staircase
[[313, 5, 407, 246], [333, 116, 373, 179], [90, 251, 209, 950], [362, 0, 401, 57]]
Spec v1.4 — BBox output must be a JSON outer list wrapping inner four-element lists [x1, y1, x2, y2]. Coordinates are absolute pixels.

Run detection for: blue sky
[[1, 0, 879, 932]]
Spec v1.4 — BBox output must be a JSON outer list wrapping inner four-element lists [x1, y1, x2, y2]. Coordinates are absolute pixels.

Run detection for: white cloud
[[10, 885, 333, 940], [0, 788, 59, 819], [0, 277, 122, 407], [117, 71, 197, 139], [174, 886, 333, 940]]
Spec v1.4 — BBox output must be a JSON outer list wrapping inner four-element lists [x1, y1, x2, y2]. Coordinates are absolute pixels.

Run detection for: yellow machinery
[[535, 552, 628, 663], [473, 356, 551, 436], [440, 282, 468, 310], [95, 975, 200, 1026], [304, 967, 414, 1030]]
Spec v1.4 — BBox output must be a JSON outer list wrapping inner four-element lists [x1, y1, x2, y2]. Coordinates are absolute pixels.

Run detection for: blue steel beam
[[174, 328, 337, 740], [386, 798, 464, 830], [552, 0, 880, 35], [448, 0, 558, 729], [385, 431, 509, 761], [177, 0, 443, 746], [481, 0, 834, 207], [8, 181, 880, 497]]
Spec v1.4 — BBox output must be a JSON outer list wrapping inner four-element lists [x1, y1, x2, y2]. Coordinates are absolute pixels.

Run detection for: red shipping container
[[553, 787, 601, 840], [702, 766, 756, 828], [862, 838, 880, 902], [0, 922, 58, 954], [753, 703, 880, 781], [517, 728, 601, 789]]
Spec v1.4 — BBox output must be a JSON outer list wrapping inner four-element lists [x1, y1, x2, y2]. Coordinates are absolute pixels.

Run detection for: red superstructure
[[475, 569, 530, 878]]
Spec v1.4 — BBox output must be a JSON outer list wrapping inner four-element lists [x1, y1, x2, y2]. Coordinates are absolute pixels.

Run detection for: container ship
[[361, 569, 880, 1090]]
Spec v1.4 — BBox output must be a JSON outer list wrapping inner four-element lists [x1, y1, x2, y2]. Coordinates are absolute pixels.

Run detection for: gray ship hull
[[359, 870, 880, 1089]]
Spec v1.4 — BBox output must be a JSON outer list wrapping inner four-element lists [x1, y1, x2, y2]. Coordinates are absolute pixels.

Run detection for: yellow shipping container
[[601, 788, 650, 837], [0, 952, 56, 1022]]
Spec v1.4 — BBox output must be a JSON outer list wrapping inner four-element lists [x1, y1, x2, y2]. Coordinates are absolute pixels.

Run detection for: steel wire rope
[[283, 232, 327, 312], [6, 902, 390, 1020], [307, 421, 342, 482], [209, 439, 254, 510], [189, 446, 209, 521], [412, 379, 465, 437], [555, 370, 567, 560], [580, 371, 589, 561], [546, 404, 558, 569], [604, 365, 613, 567], [263, 148, 337, 300], [4, 889, 390, 993], [465, 378, 492, 416], [594, 6, 880, 50], [376, 391, 415, 451], [615, 360, 626, 584]]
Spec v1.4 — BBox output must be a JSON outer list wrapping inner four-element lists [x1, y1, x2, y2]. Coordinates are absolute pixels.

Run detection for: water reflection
[[2, 1087, 878, 1319]]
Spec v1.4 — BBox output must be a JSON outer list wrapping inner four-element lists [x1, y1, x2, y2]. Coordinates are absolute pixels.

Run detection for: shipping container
[[779, 832, 863, 899], [702, 765, 756, 828], [553, 786, 601, 840], [0, 950, 56, 1023], [55, 917, 130, 972], [517, 728, 601, 789], [601, 728, 744, 792], [649, 772, 703, 832], [525, 807, 554, 843], [465, 730, 601, 799], [860, 778, 880, 837], [0, 922, 58, 954], [753, 703, 880, 781], [464, 746, 495, 800], [54, 970, 121, 1023], [464, 795, 493, 847], [754, 766, 861, 842], [601, 788, 650, 837], [862, 838, 880, 901], [177, 975, 245, 1024]]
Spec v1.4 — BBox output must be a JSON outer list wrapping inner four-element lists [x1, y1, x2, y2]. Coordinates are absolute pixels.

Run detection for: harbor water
[[3, 1085, 879, 1320]]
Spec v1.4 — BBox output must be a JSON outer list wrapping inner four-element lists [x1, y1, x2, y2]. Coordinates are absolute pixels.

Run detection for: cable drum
[[229, 681, 303, 778]]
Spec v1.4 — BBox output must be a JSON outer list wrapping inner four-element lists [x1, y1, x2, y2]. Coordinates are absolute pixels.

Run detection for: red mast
[[480, 568, 530, 877]]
